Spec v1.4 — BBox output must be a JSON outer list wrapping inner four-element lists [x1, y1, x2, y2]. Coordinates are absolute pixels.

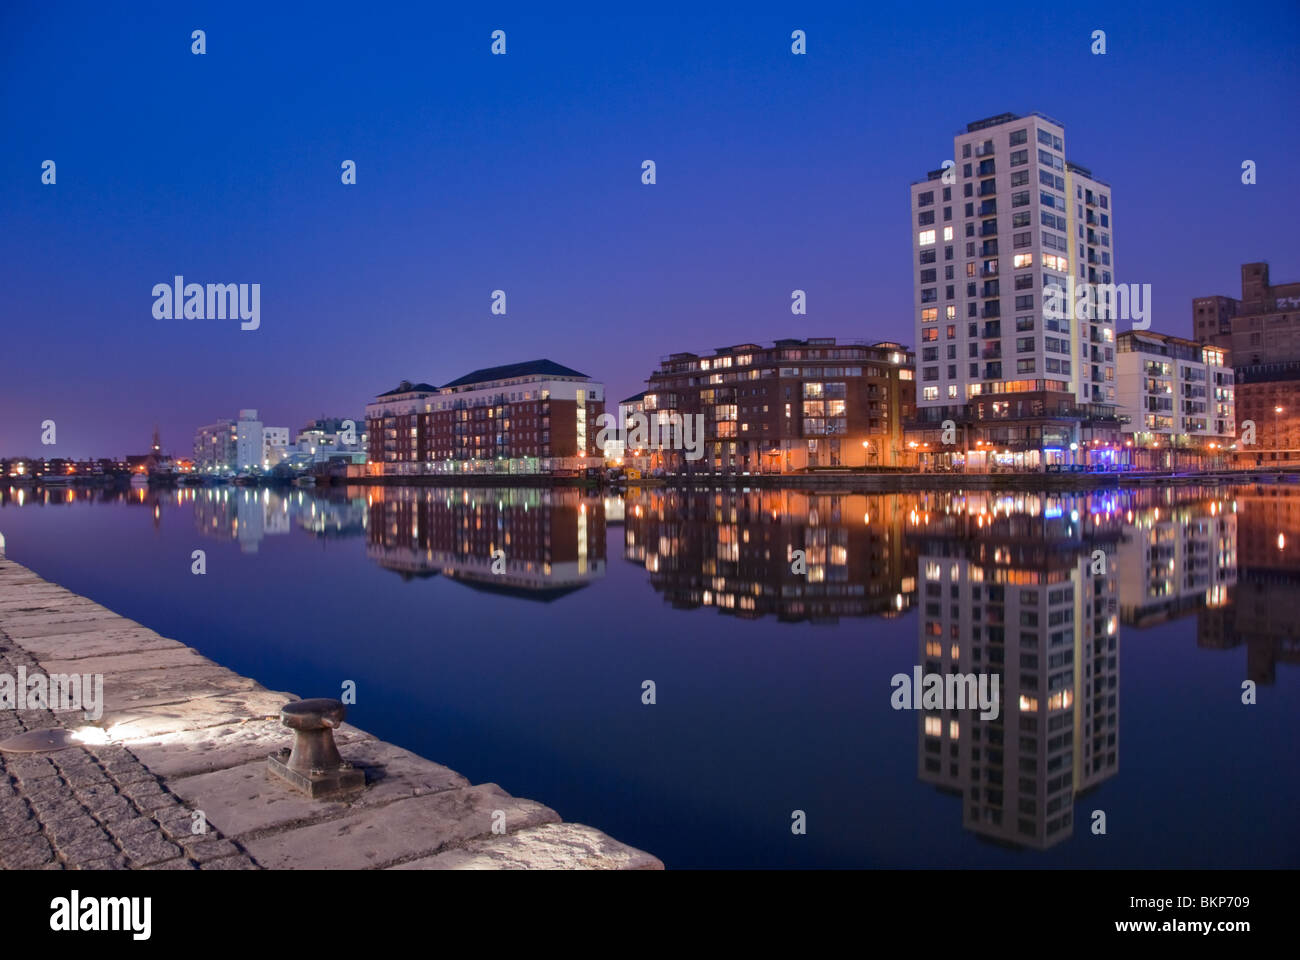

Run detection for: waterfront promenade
[[0, 551, 661, 870]]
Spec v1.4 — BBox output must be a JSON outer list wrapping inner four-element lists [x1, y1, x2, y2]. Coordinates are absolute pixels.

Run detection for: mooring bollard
[[266, 698, 365, 799]]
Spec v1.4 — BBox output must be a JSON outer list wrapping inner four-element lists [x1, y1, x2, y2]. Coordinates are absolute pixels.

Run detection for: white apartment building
[[235, 409, 263, 471], [909, 112, 1121, 469], [1117, 332, 1234, 457], [262, 426, 290, 468]]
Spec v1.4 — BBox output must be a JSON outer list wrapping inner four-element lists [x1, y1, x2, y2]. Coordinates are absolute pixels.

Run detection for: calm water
[[1, 481, 1296, 868]]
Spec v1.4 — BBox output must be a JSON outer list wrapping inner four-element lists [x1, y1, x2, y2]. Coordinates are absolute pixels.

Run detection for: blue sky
[[2, 0, 1297, 457]]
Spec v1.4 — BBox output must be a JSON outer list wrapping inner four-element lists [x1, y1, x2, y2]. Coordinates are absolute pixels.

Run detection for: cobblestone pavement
[[0, 636, 259, 870]]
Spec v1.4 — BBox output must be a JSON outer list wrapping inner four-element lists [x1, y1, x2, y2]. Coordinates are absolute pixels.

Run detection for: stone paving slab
[[40, 647, 215, 677], [15, 628, 185, 661], [243, 785, 560, 870], [3, 617, 148, 640], [391, 822, 665, 870], [0, 556, 662, 870], [97, 689, 294, 740]]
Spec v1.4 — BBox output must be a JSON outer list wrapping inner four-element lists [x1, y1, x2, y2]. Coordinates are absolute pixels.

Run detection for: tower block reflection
[[910, 491, 1121, 849]]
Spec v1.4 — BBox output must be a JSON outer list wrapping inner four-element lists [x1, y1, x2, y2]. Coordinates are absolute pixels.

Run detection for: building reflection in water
[[1119, 488, 1237, 627], [1195, 486, 1300, 685], [907, 491, 1121, 849], [622, 490, 916, 622], [191, 487, 293, 553], [363, 486, 605, 598]]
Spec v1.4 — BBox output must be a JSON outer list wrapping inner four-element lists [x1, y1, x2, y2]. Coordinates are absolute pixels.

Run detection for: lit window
[[924, 716, 942, 736], [942, 226, 954, 242], [919, 230, 936, 246], [949, 720, 960, 739], [1013, 253, 1033, 268], [1019, 695, 1039, 712]]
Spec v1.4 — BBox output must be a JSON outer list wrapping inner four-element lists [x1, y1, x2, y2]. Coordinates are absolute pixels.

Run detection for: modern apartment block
[[292, 417, 368, 466], [262, 426, 290, 468], [908, 112, 1121, 470], [641, 338, 915, 473], [364, 360, 605, 475], [1194, 262, 1300, 366], [1116, 331, 1234, 467], [912, 491, 1120, 848], [193, 418, 236, 472]]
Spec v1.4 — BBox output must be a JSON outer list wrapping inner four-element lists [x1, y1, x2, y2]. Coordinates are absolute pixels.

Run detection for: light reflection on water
[[1, 482, 1296, 867]]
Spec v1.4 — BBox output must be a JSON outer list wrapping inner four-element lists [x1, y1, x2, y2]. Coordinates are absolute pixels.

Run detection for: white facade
[[262, 427, 290, 467], [235, 409, 263, 471], [910, 112, 1116, 410], [1117, 333, 1234, 441]]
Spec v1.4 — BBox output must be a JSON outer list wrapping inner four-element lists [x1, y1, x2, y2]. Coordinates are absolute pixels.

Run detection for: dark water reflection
[[1, 481, 1296, 867]]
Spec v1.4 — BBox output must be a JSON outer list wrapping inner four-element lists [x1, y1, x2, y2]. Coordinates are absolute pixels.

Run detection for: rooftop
[[442, 359, 590, 389], [376, 380, 438, 397]]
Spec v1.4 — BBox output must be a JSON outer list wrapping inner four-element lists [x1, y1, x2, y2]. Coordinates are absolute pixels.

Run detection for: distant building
[[262, 427, 290, 468], [1116, 331, 1234, 469], [194, 419, 236, 472], [642, 338, 915, 473], [1194, 263, 1300, 468], [235, 410, 263, 471], [604, 392, 648, 462], [293, 417, 368, 466], [365, 361, 605, 475], [1194, 262, 1300, 366], [1230, 360, 1300, 467]]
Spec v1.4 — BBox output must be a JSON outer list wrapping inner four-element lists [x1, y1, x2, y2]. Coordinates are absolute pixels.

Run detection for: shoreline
[[0, 552, 661, 870]]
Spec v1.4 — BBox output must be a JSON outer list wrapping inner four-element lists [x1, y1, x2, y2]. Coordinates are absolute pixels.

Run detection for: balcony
[[981, 305, 1001, 319], [980, 223, 998, 237]]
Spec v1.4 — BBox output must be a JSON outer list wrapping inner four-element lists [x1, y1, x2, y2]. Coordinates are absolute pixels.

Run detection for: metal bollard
[[266, 698, 365, 798]]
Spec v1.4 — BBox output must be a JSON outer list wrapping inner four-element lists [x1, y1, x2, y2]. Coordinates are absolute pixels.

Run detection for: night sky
[[3, 1, 1297, 458]]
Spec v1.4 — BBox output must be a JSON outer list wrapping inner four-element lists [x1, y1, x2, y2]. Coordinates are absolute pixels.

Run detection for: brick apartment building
[[364, 360, 605, 475], [1193, 262, 1300, 467], [640, 338, 916, 473]]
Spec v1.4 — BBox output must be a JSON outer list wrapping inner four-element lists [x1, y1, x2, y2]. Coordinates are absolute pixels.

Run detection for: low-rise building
[[365, 360, 605, 475], [193, 419, 236, 473], [1116, 331, 1234, 469], [641, 338, 915, 473]]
